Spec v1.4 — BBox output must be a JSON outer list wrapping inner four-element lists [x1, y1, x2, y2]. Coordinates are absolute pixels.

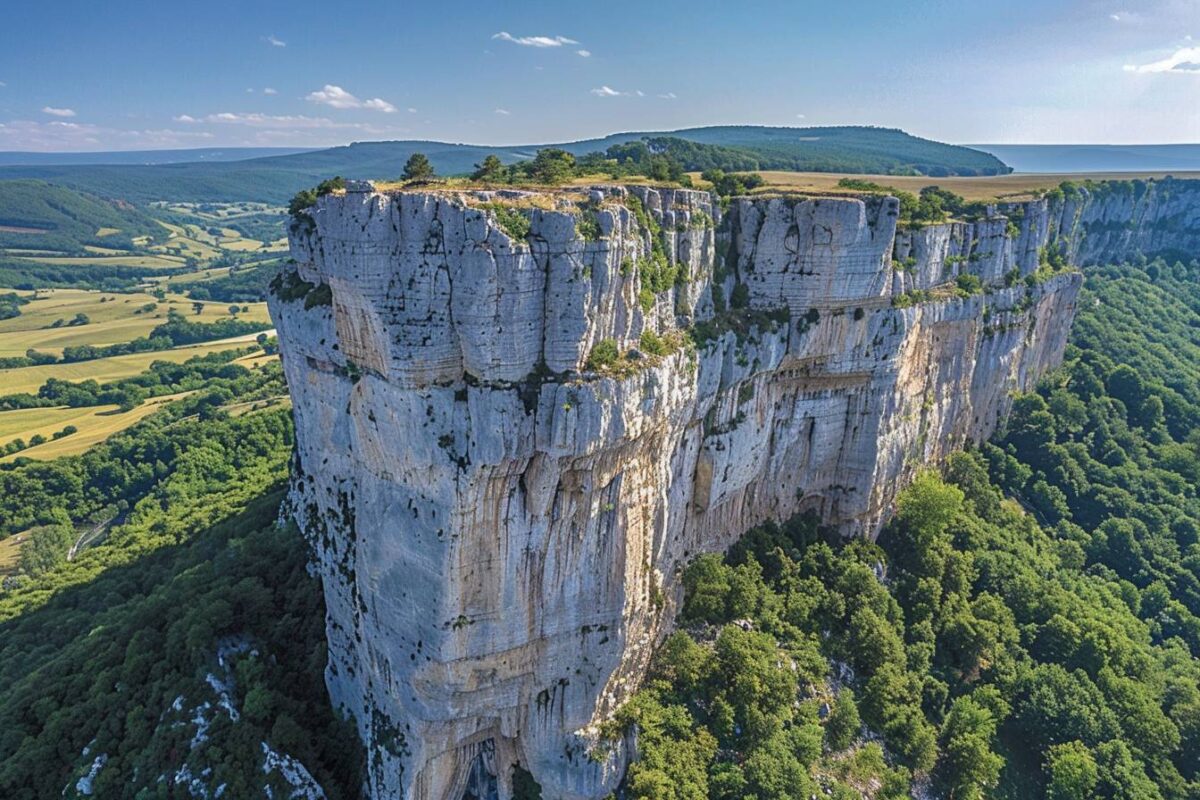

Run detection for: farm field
[[0, 391, 189, 463], [738, 170, 1200, 201], [13, 253, 185, 268], [0, 333, 274, 394], [0, 288, 271, 357]]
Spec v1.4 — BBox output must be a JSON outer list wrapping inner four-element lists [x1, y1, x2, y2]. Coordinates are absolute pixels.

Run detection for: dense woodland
[[0, 242, 1198, 796], [608, 259, 1200, 800]]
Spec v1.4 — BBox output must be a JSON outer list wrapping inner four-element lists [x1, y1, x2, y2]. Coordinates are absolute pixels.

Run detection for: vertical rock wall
[[270, 182, 1088, 800]]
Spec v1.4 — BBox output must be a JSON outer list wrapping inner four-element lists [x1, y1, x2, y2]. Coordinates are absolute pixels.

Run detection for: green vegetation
[[0, 180, 165, 253], [586, 338, 621, 371], [0, 361, 287, 539], [402, 153, 435, 182], [0, 347, 258, 411], [471, 154, 506, 183], [172, 262, 280, 303], [287, 175, 346, 218], [149, 308, 272, 345], [0, 494, 363, 798], [0, 260, 175, 292], [837, 179, 990, 227], [702, 169, 765, 197], [609, 256, 1200, 799], [484, 204, 532, 240], [956, 272, 984, 296], [0, 292, 28, 321]]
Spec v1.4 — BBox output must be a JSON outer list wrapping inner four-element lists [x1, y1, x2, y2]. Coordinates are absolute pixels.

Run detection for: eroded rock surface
[[269, 182, 1098, 800]]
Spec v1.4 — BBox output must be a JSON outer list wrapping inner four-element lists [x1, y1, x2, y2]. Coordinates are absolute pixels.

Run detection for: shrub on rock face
[[586, 338, 620, 371]]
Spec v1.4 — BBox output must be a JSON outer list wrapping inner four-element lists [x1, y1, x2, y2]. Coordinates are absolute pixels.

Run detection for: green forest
[[1, 256, 1199, 798], [608, 259, 1200, 800]]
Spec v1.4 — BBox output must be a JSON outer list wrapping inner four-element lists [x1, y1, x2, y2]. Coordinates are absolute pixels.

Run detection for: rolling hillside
[[0, 180, 165, 252], [0, 126, 1011, 204]]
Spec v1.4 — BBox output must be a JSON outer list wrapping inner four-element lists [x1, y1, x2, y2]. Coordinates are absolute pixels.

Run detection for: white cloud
[[591, 85, 630, 97], [494, 108, 511, 115], [266, 35, 286, 47], [173, 114, 198, 123], [305, 84, 397, 112], [305, 84, 361, 109], [363, 97, 398, 113], [193, 112, 353, 128], [407, 107, 417, 113], [796, 113, 806, 118], [42, 106, 76, 117], [263, 87, 278, 95], [492, 31, 578, 48], [657, 92, 677, 99], [577, 49, 591, 57], [1124, 46, 1200, 73]]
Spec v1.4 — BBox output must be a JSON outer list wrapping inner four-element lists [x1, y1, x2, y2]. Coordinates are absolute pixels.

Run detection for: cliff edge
[[268, 181, 1092, 799]]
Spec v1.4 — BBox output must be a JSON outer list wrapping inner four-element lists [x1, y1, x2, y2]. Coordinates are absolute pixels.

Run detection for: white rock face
[[270, 184, 1085, 800]]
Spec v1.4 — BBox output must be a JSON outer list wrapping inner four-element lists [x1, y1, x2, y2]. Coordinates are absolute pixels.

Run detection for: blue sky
[[0, 0, 1196, 151]]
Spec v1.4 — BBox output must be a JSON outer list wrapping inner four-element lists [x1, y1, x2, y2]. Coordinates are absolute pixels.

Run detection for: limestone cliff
[[269, 181, 1088, 800]]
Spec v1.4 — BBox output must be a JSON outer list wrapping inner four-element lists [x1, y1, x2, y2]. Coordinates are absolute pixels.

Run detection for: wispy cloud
[[591, 85, 631, 97], [577, 49, 591, 57], [492, 32, 578, 48], [407, 107, 417, 113], [0, 81, 7, 88], [494, 108, 511, 115], [42, 106, 76, 117], [363, 97, 398, 113], [1124, 46, 1200, 74], [177, 112, 357, 129], [0, 119, 214, 150], [266, 35, 286, 47], [657, 92, 676, 99], [263, 87, 278, 95], [305, 84, 397, 112]]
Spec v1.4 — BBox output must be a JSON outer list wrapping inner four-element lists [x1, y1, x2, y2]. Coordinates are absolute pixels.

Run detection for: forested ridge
[[1, 256, 1199, 798]]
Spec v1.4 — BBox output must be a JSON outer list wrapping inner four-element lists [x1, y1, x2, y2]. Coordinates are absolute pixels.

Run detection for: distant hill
[[0, 147, 316, 167], [0, 179, 165, 252], [972, 143, 1200, 173], [0, 126, 1010, 204]]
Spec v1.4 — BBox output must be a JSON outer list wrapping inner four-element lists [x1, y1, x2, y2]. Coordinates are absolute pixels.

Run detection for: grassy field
[[0, 532, 25, 577], [13, 253, 186, 268], [727, 170, 1200, 201], [0, 288, 271, 357], [0, 333, 274, 395], [0, 392, 188, 463]]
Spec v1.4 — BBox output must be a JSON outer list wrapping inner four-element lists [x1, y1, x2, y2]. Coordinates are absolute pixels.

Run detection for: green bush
[[586, 338, 621, 371]]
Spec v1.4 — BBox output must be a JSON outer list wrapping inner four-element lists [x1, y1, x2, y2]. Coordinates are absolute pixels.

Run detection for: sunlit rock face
[[270, 181, 1086, 800]]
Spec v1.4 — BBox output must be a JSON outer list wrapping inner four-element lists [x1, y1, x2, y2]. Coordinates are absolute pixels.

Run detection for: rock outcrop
[[269, 181, 1095, 800]]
